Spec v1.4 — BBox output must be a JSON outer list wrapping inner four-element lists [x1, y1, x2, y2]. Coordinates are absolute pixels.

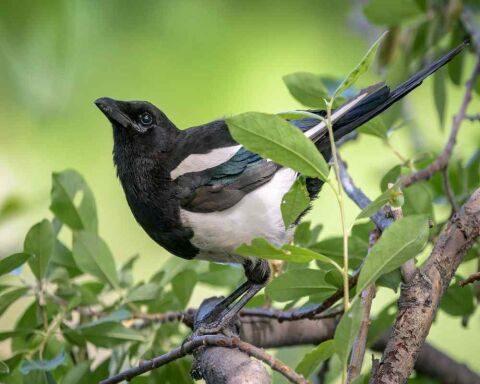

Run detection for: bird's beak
[[94, 97, 132, 128]]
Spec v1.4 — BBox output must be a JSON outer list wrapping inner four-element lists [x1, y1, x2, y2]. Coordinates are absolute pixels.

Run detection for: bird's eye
[[139, 112, 153, 126]]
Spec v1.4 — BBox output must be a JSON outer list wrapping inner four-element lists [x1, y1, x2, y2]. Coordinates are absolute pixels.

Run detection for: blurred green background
[[0, 0, 478, 375]]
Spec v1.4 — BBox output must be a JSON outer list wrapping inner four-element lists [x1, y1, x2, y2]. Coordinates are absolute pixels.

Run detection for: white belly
[[179, 168, 297, 264]]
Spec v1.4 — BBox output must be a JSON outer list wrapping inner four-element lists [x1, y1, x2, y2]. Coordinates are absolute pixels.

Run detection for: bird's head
[[95, 97, 179, 157]]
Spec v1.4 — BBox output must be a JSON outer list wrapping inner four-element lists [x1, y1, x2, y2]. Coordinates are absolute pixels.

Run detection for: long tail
[[314, 40, 469, 151]]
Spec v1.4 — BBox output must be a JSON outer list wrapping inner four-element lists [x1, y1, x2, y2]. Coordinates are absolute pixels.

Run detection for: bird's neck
[[113, 143, 172, 200]]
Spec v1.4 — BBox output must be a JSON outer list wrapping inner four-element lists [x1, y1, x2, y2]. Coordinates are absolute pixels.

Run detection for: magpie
[[95, 42, 466, 332]]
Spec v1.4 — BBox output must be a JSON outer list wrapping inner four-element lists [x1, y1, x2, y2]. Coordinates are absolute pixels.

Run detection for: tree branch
[[372, 188, 480, 383], [100, 333, 307, 384], [347, 230, 379, 383], [459, 271, 480, 287], [372, 332, 480, 384], [401, 56, 480, 188]]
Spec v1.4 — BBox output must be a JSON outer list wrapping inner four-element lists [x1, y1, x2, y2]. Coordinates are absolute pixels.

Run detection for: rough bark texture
[[240, 316, 336, 349], [372, 188, 480, 384], [372, 334, 480, 384], [192, 346, 270, 384]]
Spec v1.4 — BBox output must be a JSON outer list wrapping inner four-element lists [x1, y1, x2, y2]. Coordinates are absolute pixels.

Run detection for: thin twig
[[442, 168, 460, 214], [347, 229, 379, 383], [99, 334, 309, 384], [459, 272, 480, 287], [401, 56, 480, 188]]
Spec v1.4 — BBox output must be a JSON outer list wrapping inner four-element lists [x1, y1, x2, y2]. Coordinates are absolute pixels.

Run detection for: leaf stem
[[325, 98, 350, 384]]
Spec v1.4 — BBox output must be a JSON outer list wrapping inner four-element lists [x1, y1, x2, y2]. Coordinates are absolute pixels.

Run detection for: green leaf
[[19, 351, 65, 374], [125, 283, 161, 303], [364, 0, 423, 25], [24, 220, 54, 280], [226, 112, 329, 179], [198, 263, 244, 287], [357, 117, 388, 139], [356, 180, 401, 220], [118, 254, 140, 288], [49, 240, 82, 278], [334, 31, 387, 97], [281, 177, 310, 228], [172, 269, 197, 308], [61, 360, 90, 384], [311, 235, 368, 269], [81, 309, 131, 327], [356, 215, 429, 295], [293, 222, 323, 247], [367, 300, 397, 345], [0, 287, 30, 314], [0, 253, 31, 276], [77, 322, 144, 348], [296, 339, 335, 377], [0, 360, 9, 374], [440, 280, 475, 316], [237, 238, 340, 269], [72, 231, 119, 288], [283, 72, 329, 108], [403, 182, 433, 216], [50, 170, 97, 232], [334, 299, 363, 366], [266, 269, 337, 302], [433, 68, 447, 130]]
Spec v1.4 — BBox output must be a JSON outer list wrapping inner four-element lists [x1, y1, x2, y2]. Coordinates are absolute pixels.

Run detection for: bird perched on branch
[[95, 42, 466, 333]]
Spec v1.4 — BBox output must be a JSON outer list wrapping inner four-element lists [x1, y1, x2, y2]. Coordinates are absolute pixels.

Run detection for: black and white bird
[[95, 42, 466, 331]]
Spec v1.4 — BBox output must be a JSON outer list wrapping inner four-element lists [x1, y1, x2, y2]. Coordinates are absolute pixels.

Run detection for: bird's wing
[[175, 146, 280, 213]]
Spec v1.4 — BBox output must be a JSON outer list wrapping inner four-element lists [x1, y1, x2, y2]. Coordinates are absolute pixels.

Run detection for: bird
[[95, 41, 467, 333]]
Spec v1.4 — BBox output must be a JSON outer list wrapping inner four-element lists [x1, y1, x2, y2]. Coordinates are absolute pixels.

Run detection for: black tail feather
[[316, 40, 469, 151]]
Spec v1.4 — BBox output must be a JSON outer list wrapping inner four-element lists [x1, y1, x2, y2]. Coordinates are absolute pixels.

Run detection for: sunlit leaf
[[334, 31, 387, 97], [266, 269, 337, 302], [237, 238, 340, 269], [226, 112, 329, 179], [0, 253, 31, 277], [356, 215, 429, 295], [296, 339, 335, 377], [0, 287, 30, 314], [283, 72, 329, 108], [50, 170, 97, 232], [281, 177, 310, 228], [334, 299, 362, 365], [72, 231, 119, 288], [24, 219, 54, 280]]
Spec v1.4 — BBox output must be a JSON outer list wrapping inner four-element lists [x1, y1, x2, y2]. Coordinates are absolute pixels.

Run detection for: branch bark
[[372, 188, 480, 384], [401, 56, 480, 188]]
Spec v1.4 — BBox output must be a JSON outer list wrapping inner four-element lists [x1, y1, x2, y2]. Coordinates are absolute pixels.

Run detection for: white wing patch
[[180, 168, 297, 264], [305, 91, 369, 140], [170, 144, 242, 180]]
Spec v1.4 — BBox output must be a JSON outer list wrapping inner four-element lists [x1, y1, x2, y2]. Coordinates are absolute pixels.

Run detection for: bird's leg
[[193, 258, 270, 336]]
